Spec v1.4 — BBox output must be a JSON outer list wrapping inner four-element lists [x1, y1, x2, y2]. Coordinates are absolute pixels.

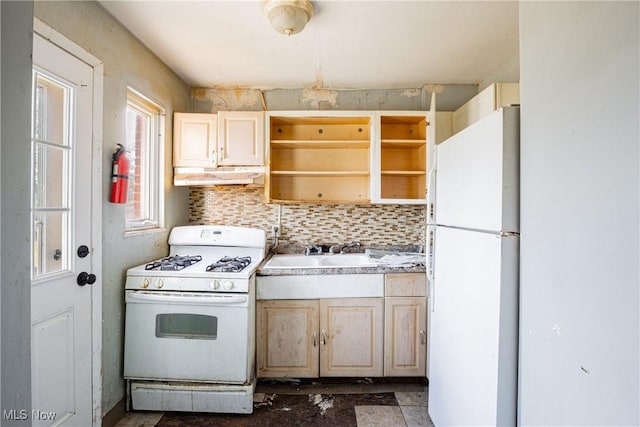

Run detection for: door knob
[[77, 272, 88, 286], [77, 272, 97, 286]]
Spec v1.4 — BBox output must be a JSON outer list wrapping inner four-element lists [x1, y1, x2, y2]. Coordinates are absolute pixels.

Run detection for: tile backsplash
[[189, 186, 426, 248]]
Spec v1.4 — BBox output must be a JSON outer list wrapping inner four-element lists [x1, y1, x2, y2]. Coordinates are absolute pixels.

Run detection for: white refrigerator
[[427, 106, 520, 426]]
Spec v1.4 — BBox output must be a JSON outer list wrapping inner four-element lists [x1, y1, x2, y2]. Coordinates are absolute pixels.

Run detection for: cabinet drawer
[[384, 273, 427, 297]]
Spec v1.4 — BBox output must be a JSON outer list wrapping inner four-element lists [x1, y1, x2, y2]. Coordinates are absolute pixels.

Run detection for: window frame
[[124, 87, 165, 233]]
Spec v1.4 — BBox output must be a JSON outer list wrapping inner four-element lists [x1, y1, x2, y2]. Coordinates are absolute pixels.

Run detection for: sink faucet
[[305, 243, 322, 255], [330, 242, 361, 254]]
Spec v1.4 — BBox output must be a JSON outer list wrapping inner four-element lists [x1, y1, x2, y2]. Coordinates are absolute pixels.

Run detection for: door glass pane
[[32, 211, 68, 277], [156, 313, 218, 340], [34, 75, 67, 146], [32, 71, 73, 279], [33, 143, 67, 209]]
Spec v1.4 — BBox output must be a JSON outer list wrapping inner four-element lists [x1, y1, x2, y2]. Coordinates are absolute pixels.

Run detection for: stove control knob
[[156, 279, 164, 289], [141, 279, 150, 289], [209, 280, 220, 290], [223, 280, 234, 290]]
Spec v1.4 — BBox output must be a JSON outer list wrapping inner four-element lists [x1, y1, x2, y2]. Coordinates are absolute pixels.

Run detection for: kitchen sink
[[261, 253, 378, 269]]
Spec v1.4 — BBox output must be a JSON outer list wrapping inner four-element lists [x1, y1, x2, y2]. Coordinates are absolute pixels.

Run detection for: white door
[[434, 107, 520, 233], [31, 33, 95, 426], [428, 226, 518, 427]]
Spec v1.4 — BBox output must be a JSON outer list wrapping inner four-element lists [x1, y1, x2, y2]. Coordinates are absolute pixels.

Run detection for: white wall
[[1, 2, 33, 424], [479, 52, 519, 91], [519, 2, 639, 425]]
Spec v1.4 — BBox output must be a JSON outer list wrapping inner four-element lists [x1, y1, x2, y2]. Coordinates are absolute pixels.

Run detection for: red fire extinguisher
[[110, 144, 129, 204]]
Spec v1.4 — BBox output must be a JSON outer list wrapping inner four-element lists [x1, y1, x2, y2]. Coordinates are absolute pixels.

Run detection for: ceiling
[[99, 1, 519, 90]]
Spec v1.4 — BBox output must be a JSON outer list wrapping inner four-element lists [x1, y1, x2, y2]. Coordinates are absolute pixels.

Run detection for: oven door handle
[[126, 291, 248, 306]]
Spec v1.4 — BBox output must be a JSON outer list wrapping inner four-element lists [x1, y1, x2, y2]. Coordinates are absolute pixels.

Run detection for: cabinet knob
[[321, 330, 327, 345], [420, 330, 426, 345]]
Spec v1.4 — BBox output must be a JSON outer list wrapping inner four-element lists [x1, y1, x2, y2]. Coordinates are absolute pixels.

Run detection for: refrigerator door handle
[[427, 228, 435, 281], [427, 168, 436, 223], [427, 227, 436, 312]]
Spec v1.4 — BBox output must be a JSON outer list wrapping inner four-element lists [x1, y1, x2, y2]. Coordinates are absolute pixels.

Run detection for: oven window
[[155, 313, 217, 340]]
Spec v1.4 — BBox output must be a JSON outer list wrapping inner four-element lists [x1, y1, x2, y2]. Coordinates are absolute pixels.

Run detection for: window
[[31, 71, 73, 278], [125, 88, 164, 231]]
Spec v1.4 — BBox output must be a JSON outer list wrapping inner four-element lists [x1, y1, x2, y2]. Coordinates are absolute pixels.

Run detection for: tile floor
[[115, 383, 434, 427]]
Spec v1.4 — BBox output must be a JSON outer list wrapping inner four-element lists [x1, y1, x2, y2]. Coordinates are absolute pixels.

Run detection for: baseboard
[[101, 398, 126, 427]]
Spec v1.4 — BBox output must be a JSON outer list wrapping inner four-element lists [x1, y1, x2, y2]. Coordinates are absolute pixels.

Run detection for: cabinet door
[[217, 111, 264, 166], [384, 297, 427, 376], [256, 300, 319, 378], [173, 113, 217, 167], [319, 298, 383, 377]]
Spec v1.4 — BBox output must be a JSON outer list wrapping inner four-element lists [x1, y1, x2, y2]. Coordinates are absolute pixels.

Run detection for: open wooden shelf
[[381, 170, 426, 176], [381, 174, 426, 200], [381, 139, 426, 148], [270, 174, 370, 203], [271, 170, 369, 177], [271, 140, 370, 149], [266, 112, 430, 204], [267, 114, 373, 203], [377, 114, 428, 202]]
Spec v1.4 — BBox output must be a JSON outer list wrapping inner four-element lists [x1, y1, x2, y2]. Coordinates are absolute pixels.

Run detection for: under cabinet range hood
[[173, 167, 265, 186]]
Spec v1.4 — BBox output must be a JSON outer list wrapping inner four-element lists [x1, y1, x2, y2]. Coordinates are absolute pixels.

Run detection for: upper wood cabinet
[[265, 111, 437, 204], [452, 83, 519, 135], [217, 111, 264, 166], [173, 111, 264, 168], [266, 112, 373, 203], [373, 112, 428, 204], [173, 113, 217, 168]]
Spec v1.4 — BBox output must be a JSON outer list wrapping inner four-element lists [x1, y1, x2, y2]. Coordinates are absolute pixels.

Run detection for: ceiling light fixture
[[265, 0, 313, 36]]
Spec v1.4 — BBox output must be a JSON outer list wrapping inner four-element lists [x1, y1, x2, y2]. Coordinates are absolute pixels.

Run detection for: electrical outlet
[[271, 225, 281, 238]]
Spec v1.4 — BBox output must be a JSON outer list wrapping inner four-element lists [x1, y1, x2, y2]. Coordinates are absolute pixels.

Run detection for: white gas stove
[[124, 225, 266, 414], [125, 225, 266, 293]]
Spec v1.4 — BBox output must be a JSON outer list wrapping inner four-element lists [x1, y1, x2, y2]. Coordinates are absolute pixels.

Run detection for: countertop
[[256, 246, 427, 276], [257, 263, 427, 276]]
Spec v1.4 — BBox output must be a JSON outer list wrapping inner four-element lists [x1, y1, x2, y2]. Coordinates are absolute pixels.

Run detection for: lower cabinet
[[256, 300, 319, 378], [256, 273, 427, 379], [384, 297, 427, 376], [320, 298, 384, 377], [257, 298, 384, 378], [384, 273, 428, 377]]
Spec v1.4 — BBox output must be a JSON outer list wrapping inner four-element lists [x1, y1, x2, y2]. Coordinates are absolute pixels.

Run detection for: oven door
[[124, 290, 253, 383]]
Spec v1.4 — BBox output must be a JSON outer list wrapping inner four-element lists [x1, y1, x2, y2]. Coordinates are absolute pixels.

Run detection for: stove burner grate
[[145, 255, 202, 271], [206, 256, 252, 273]]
